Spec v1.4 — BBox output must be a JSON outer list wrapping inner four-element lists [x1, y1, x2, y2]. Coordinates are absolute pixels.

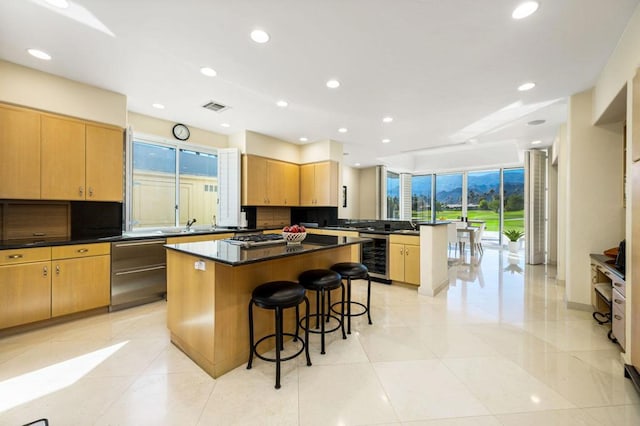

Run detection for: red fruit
[[300, 226, 306, 232], [283, 226, 290, 232]]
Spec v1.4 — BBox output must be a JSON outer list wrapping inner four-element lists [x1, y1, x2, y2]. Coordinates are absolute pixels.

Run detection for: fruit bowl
[[282, 231, 307, 244]]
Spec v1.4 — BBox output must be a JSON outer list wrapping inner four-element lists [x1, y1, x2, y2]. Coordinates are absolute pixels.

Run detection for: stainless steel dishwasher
[[110, 238, 167, 311]]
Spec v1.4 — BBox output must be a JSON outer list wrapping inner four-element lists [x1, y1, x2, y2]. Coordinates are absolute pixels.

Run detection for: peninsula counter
[[165, 234, 368, 378]]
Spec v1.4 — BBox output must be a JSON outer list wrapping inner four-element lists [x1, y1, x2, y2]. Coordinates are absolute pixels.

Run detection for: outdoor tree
[[505, 193, 524, 211]]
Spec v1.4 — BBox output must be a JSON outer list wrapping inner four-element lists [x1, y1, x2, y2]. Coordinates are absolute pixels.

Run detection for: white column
[[418, 224, 450, 297]]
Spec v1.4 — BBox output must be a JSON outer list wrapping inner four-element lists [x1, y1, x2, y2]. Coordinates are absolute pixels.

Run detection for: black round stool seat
[[251, 281, 306, 309], [298, 269, 346, 354], [330, 262, 368, 279], [247, 280, 311, 389], [330, 262, 372, 334], [299, 269, 342, 291]]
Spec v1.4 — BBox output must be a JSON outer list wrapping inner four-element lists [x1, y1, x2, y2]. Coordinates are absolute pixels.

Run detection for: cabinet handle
[[614, 299, 623, 304], [614, 314, 623, 320], [613, 282, 622, 288], [400, 248, 404, 255], [43, 266, 48, 277], [56, 265, 60, 275], [77, 248, 89, 253], [406, 248, 409, 255], [79, 186, 84, 196], [89, 187, 94, 197], [8, 254, 23, 259]]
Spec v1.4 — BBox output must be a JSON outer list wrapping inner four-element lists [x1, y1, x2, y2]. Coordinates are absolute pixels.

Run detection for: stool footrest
[[251, 332, 306, 364], [331, 300, 369, 318], [299, 313, 344, 334]]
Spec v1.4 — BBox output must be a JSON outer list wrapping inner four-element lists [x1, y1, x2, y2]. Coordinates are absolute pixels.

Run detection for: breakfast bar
[[164, 234, 367, 378]]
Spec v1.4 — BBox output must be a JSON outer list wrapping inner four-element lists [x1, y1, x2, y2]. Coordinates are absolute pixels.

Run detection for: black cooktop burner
[[226, 234, 285, 247]]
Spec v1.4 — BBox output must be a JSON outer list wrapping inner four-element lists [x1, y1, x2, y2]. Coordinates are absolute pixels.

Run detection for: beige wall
[[358, 167, 379, 219], [593, 4, 640, 123], [299, 139, 343, 164], [0, 60, 126, 127], [556, 125, 567, 280], [340, 165, 360, 219], [564, 89, 625, 308], [244, 130, 300, 163], [128, 112, 228, 148]]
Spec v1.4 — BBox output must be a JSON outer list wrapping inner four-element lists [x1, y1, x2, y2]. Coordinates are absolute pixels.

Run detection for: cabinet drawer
[[0, 247, 51, 265], [612, 288, 625, 311], [612, 304, 625, 350], [389, 234, 420, 245], [52, 243, 110, 260], [611, 278, 625, 297]]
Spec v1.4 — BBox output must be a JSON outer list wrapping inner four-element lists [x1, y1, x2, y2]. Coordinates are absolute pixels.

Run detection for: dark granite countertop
[[165, 234, 370, 266], [319, 221, 448, 236], [0, 228, 262, 250]]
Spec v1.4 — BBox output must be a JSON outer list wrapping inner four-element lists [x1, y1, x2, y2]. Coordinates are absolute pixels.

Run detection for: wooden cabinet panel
[[0, 105, 41, 199], [299, 161, 338, 206], [86, 125, 124, 201], [242, 155, 300, 206], [52, 254, 110, 317], [389, 242, 405, 282], [0, 247, 51, 266], [3, 202, 70, 241], [389, 235, 420, 285], [52, 242, 110, 259], [0, 261, 51, 328], [41, 116, 86, 200], [242, 155, 268, 205], [282, 161, 300, 205]]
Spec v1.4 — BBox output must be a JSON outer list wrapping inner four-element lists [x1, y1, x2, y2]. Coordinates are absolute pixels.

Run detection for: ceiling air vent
[[202, 101, 230, 113]]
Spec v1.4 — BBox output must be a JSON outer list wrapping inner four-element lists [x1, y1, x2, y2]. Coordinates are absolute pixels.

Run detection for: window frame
[[125, 131, 218, 231]]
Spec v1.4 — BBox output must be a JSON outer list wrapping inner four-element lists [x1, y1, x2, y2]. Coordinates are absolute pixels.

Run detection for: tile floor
[[1, 248, 640, 425]]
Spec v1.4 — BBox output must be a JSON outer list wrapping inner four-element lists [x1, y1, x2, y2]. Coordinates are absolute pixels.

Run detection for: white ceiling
[[0, 0, 637, 172]]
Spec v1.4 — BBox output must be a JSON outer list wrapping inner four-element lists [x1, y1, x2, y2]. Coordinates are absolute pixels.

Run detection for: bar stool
[[330, 262, 372, 334], [298, 269, 346, 354], [247, 281, 312, 389]]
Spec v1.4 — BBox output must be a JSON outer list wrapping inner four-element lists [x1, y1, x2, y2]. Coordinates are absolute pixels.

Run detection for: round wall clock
[[172, 123, 190, 141]]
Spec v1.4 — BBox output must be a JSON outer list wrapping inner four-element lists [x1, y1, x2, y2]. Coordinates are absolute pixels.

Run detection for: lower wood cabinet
[[51, 243, 111, 317], [389, 235, 420, 285], [0, 260, 51, 329]]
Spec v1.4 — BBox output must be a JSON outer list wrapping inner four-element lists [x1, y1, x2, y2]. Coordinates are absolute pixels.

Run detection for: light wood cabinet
[[299, 161, 338, 206], [0, 105, 42, 199], [0, 247, 52, 329], [86, 125, 124, 201], [0, 103, 123, 202], [242, 155, 299, 206], [389, 235, 420, 285], [41, 115, 86, 200], [51, 243, 110, 317]]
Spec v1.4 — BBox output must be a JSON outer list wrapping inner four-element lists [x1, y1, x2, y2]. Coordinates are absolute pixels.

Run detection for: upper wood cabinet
[[85, 125, 124, 201], [0, 105, 41, 199], [41, 115, 86, 200], [0, 103, 123, 202], [299, 161, 338, 206], [242, 155, 300, 206]]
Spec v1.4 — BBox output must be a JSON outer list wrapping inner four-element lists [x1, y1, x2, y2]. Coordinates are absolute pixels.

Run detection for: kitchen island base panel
[[167, 245, 352, 378]]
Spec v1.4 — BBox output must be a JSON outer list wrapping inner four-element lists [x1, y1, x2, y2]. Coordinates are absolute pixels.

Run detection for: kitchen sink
[[395, 229, 419, 235]]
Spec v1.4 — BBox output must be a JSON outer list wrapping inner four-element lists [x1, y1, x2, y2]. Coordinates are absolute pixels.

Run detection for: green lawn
[[418, 209, 524, 233]]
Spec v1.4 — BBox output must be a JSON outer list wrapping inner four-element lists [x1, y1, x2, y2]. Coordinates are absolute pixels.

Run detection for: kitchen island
[[164, 234, 368, 378]]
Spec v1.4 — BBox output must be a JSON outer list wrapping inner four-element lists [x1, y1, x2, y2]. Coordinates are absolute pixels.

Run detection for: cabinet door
[[242, 155, 268, 205], [404, 244, 421, 285], [266, 160, 285, 205], [86, 125, 123, 201], [0, 106, 41, 199], [299, 163, 316, 205], [282, 161, 300, 205], [313, 161, 338, 206], [41, 116, 86, 200], [0, 261, 51, 329], [389, 243, 405, 282], [52, 255, 110, 317]]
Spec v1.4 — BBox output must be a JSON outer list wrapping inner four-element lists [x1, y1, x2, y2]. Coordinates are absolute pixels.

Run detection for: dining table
[[456, 225, 479, 256]]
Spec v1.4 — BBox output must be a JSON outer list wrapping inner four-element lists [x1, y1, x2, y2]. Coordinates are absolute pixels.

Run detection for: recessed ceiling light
[[326, 79, 340, 89], [512, 1, 539, 19], [382, 116, 393, 123], [299, 137, 308, 142], [276, 100, 288, 107], [44, 0, 69, 8], [221, 123, 230, 128], [250, 29, 270, 43], [382, 138, 391, 144], [527, 119, 546, 126], [531, 140, 542, 145], [27, 48, 51, 60], [200, 67, 217, 77], [518, 82, 536, 91], [355, 163, 361, 167], [152, 103, 165, 109], [338, 127, 348, 133]]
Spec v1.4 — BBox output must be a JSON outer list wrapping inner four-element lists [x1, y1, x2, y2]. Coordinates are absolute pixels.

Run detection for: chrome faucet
[[186, 218, 197, 231]]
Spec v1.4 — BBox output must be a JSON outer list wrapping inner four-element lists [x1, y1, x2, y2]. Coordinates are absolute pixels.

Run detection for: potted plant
[[504, 229, 524, 254]]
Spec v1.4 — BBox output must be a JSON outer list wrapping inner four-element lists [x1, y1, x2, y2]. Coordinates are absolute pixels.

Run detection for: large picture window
[[411, 174, 432, 221], [387, 171, 400, 219], [129, 138, 218, 230]]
